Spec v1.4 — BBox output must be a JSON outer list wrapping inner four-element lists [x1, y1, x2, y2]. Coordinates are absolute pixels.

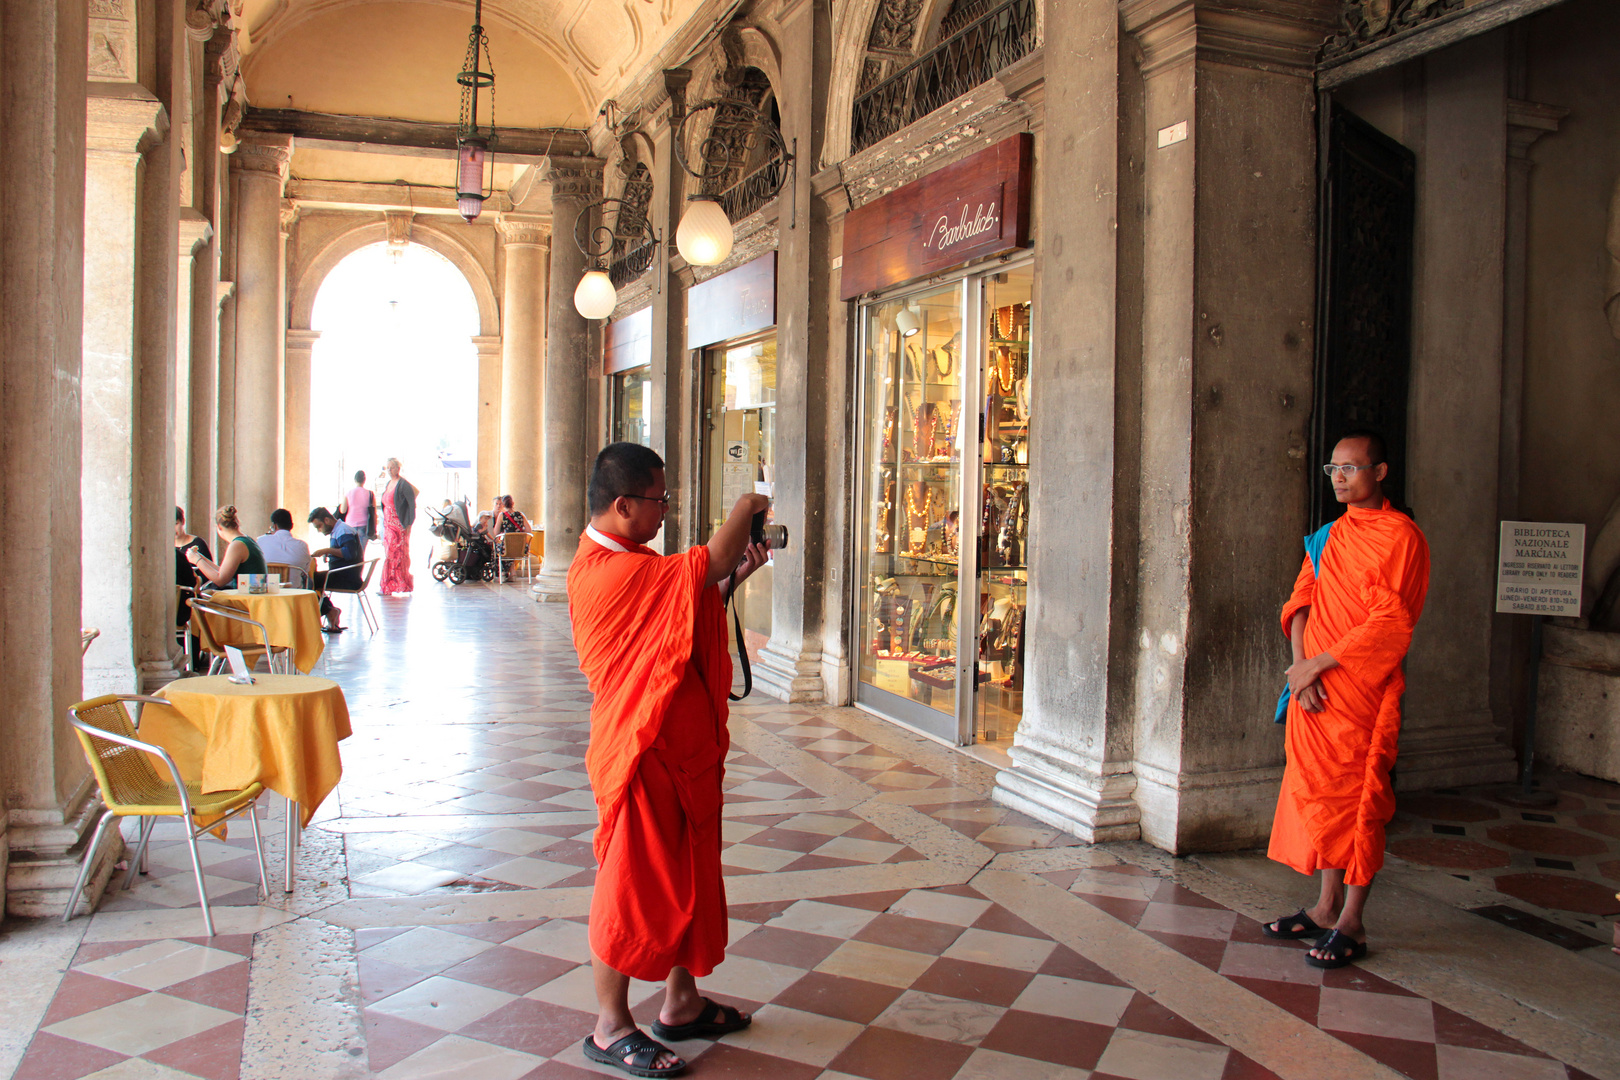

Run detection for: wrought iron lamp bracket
[[573, 197, 663, 292], [670, 98, 794, 196]]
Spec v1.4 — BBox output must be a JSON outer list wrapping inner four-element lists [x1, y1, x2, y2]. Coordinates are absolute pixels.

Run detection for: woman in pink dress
[[380, 457, 417, 595]]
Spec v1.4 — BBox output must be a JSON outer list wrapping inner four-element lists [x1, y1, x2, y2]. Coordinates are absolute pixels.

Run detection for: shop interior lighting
[[895, 303, 922, 338]]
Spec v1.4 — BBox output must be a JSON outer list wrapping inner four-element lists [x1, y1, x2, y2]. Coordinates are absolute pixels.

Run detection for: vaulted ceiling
[[238, 0, 718, 124]]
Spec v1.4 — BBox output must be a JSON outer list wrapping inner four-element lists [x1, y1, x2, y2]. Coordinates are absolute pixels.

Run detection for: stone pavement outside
[[2, 582, 1617, 1080]]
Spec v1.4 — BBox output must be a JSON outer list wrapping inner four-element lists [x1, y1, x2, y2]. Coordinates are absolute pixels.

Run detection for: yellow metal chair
[[318, 556, 380, 632], [191, 598, 292, 675], [266, 560, 310, 589], [496, 532, 535, 584], [64, 695, 269, 936]]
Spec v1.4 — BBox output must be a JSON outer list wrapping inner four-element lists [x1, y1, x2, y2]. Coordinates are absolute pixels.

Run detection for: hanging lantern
[[570, 196, 661, 320], [455, 0, 497, 223], [676, 195, 734, 267], [895, 303, 921, 338]]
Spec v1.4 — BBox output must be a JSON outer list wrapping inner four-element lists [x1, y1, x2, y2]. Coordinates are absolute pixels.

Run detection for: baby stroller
[[427, 500, 495, 584]]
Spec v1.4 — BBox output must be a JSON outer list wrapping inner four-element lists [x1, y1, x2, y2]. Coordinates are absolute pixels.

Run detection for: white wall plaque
[[1496, 521, 1585, 617], [1158, 121, 1188, 148]]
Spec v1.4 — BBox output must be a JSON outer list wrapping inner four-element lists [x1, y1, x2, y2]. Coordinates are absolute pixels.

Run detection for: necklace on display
[[932, 347, 953, 378], [996, 347, 1015, 393], [913, 403, 936, 460], [904, 483, 931, 555]]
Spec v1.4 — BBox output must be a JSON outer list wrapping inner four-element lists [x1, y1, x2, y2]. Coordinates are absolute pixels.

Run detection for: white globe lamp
[[574, 269, 618, 320], [895, 303, 921, 338], [676, 195, 733, 267]]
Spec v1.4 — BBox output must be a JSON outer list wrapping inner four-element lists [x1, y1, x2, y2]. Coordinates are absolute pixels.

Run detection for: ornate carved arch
[[289, 217, 500, 337]]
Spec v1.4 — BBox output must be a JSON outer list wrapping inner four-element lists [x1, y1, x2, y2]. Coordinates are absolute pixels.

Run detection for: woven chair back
[[70, 698, 171, 810]]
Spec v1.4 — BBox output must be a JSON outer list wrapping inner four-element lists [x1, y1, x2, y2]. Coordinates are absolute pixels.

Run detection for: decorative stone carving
[[868, 0, 925, 52], [88, 0, 137, 83], [233, 133, 293, 180], [1607, 177, 1620, 342], [279, 199, 299, 237], [541, 158, 605, 204], [1322, 0, 1464, 60], [498, 215, 551, 247], [383, 209, 413, 248]]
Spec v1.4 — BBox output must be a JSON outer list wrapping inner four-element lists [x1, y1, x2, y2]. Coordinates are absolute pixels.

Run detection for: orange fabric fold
[[568, 531, 732, 981], [1269, 500, 1430, 887]]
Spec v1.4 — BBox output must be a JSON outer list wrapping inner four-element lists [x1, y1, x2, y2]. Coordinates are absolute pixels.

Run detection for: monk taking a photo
[[1265, 430, 1430, 970], [568, 442, 769, 1077]]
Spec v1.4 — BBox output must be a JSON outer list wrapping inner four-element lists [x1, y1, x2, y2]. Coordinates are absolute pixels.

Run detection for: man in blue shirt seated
[[308, 506, 364, 633]]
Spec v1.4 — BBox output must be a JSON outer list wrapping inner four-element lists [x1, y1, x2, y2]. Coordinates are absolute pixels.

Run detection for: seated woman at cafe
[[186, 504, 269, 587], [494, 495, 529, 535], [175, 507, 210, 670]]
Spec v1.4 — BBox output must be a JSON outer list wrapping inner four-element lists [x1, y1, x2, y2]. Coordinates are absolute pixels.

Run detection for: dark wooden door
[[1312, 102, 1417, 528]]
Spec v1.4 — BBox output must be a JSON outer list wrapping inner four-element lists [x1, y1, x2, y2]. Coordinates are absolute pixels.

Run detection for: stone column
[[283, 328, 321, 529], [755, 0, 833, 702], [81, 95, 167, 698], [187, 31, 233, 531], [497, 216, 550, 520], [0, 0, 121, 917], [1397, 36, 1518, 789], [533, 159, 605, 600], [650, 79, 695, 552], [229, 133, 293, 535], [175, 212, 214, 511], [1086, 0, 1335, 852], [474, 335, 504, 509], [992, 0, 1140, 839]]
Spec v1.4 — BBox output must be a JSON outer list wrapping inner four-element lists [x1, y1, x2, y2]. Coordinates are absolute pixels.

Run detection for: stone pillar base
[[1133, 761, 1283, 854], [993, 746, 1141, 843], [1395, 712, 1517, 791], [531, 570, 569, 603], [83, 665, 138, 700], [753, 640, 826, 703], [140, 656, 184, 694], [5, 785, 124, 919]]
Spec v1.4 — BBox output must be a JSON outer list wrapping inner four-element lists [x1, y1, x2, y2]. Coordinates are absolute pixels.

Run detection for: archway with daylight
[[308, 241, 481, 547]]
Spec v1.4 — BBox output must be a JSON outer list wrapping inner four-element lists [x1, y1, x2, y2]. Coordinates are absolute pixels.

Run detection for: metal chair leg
[[181, 813, 216, 937], [207, 655, 225, 676], [123, 817, 154, 889], [283, 797, 300, 894], [246, 799, 270, 900], [62, 810, 117, 924], [362, 593, 378, 632]]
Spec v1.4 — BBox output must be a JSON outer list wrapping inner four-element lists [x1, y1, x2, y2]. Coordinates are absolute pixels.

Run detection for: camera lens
[[761, 524, 789, 550]]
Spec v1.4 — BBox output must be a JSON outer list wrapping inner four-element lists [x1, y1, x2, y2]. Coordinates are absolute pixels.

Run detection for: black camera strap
[[728, 584, 752, 701]]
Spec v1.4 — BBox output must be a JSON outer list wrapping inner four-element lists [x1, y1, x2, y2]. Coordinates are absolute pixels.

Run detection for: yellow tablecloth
[[144, 675, 351, 827], [195, 588, 324, 673]]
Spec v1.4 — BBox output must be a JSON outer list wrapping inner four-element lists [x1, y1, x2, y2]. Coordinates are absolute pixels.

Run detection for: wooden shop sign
[[839, 133, 1033, 301], [687, 252, 777, 349], [605, 304, 652, 374]]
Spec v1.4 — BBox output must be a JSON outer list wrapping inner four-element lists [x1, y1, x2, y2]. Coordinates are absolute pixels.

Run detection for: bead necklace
[[996, 347, 1015, 393], [932, 346, 953, 378]]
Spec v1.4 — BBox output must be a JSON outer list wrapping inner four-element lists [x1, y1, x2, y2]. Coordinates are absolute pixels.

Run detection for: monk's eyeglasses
[[1321, 463, 1380, 479], [621, 493, 671, 508]]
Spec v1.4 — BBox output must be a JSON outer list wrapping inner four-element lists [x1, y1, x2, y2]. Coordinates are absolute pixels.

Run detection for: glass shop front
[[605, 306, 653, 447], [841, 134, 1034, 747], [690, 254, 778, 664]]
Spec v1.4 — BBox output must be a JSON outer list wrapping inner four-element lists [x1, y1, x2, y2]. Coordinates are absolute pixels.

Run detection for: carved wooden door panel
[[1312, 103, 1417, 527]]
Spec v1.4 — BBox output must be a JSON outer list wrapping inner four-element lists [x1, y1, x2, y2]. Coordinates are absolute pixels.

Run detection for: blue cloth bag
[[1275, 521, 1335, 724]]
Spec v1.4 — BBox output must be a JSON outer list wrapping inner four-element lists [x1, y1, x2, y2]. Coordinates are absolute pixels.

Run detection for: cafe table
[[196, 587, 325, 673], [143, 674, 351, 892]]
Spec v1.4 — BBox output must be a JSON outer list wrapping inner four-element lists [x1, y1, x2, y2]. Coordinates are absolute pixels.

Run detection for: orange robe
[[1268, 500, 1430, 887], [567, 528, 732, 982]]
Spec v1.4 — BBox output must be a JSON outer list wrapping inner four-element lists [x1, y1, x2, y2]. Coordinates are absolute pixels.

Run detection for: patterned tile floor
[[3, 580, 1616, 1080]]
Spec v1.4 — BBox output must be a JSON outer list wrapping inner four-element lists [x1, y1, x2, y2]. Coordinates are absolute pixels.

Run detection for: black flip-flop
[[319, 625, 345, 634], [1262, 909, 1328, 940], [582, 1030, 685, 1078], [650, 998, 751, 1041], [1305, 929, 1368, 969]]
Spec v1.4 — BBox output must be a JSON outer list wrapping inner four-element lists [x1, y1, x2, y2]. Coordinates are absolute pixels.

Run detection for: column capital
[[205, 28, 240, 88], [280, 199, 300, 237], [1119, 0, 1339, 76], [217, 280, 236, 309], [541, 157, 606, 205], [1507, 98, 1567, 160], [178, 209, 213, 257], [471, 334, 504, 355], [86, 94, 168, 155], [285, 327, 322, 350], [234, 132, 294, 183], [498, 214, 552, 247]]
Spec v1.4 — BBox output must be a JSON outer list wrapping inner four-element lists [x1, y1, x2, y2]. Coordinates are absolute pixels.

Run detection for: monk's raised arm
[[705, 493, 770, 588], [1280, 556, 1315, 637]]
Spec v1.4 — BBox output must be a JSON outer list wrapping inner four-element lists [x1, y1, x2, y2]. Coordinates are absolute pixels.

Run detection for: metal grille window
[[608, 164, 657, 288], [851, 0, 1036, 154]]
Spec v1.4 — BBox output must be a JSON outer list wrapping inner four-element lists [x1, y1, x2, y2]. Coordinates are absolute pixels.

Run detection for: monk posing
[[568, 442, 769, 1077], [1265, 431, 1430, 969]]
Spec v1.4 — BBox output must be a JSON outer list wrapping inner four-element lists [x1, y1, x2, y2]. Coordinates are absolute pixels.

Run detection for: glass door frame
[[849, 253, 1032, 746], [697, 327, 779, 543]]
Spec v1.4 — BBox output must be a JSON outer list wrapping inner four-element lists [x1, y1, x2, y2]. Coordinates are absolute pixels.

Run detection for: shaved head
[[589, 443, 666, 515]]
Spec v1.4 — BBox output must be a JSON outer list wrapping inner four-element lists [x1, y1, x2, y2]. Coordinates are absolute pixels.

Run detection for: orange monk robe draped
[[1268, 499, 1430, 888], [568, 531, 733, 982]]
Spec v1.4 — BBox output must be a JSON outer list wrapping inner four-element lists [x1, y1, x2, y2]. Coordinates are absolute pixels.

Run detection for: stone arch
[[826, 0, 889, 166], [289, 217, 499, 337]]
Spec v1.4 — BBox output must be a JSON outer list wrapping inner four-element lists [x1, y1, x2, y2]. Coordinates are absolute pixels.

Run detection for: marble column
[[0, 0, 121, 917], [498, 216, 550, 521], [474, 335, 504, 510], [755, 0, 833, 703], [283, 328, 321, 530], [175, 213, 214, 511], [186, 31, 233, 531], [229, 133, 293, 535], [992, 0, 1140, 840], [81, 96, 168, 699], [649, 79, 696, 552], [533, 159, 604, 600]]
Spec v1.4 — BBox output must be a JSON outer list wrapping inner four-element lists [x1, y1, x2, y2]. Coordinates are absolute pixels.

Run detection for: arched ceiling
[[239, 0, 718, 120]]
